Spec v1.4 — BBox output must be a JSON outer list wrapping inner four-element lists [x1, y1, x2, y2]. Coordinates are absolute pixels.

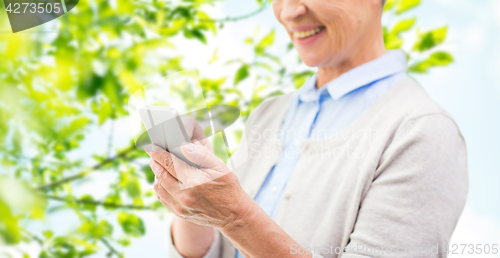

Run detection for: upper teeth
[[293, 27, 323, 39]]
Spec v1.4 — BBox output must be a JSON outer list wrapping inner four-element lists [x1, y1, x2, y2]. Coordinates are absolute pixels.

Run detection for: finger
[[192, 140, 214, 154], [155, 178, 178, 203], [144, 144, 165, 154], [152, 166, 181, 213], [146, 145, 180, 180], [150, 159, 181, 192], [197, 137, 213, 153], [144, 144, 167, 166], [154, 161, 182, 193], [181, 142, 225, 169], [180, 116, 214, 152], [148, 144, 202, 185], [156, 183, 187, 218], [159, 198, 185, 218], [149, 158, 163, 178], [159, 198, 177, 215], [180, 116, 207, 142]]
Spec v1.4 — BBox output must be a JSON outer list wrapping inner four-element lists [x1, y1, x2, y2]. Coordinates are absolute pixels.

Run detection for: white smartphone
[[139, 105, 196, 167]]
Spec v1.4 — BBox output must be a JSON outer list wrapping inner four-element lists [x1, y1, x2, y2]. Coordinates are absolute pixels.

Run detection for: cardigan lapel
[[242, 92, 294, 199]]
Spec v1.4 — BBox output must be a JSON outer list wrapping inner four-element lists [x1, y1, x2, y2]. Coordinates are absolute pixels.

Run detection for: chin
[[299, 53, 327, 68]]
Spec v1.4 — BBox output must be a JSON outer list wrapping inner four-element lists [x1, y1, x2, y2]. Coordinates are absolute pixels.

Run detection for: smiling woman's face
[[273, 0, 383, 68]]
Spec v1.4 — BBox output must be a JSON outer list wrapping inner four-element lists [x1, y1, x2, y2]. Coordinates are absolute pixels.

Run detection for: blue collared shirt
[[235, 50, 407, 258]]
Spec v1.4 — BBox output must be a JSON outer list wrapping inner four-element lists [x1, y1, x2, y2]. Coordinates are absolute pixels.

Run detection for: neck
[[316, 26, 387, 89]]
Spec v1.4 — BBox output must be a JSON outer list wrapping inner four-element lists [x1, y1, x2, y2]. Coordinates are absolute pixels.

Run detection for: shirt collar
[[297, 50, 407, 102]]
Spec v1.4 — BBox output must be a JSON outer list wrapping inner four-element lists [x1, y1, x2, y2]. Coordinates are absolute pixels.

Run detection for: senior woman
[[146, 0, 468, 257]]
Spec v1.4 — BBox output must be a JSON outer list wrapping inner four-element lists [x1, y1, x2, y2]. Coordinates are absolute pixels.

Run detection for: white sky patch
[[462, 25, 486, 49], [487, 0, 500, 98], [0, 242, 41, 258], [495, 0, 500, 26]]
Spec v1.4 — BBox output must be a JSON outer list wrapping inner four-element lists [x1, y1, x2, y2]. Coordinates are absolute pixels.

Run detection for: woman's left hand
[[145, 143, 253, 230]]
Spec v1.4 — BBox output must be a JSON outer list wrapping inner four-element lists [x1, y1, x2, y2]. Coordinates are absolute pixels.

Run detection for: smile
[[292, 26, 325, 39]]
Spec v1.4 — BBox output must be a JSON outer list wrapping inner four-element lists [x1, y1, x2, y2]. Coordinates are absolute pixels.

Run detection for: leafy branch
[[101, 238, 123, 258], [36, 146, 136, 191], [21, 228, 43, 245], [43, 194, 152, 210]]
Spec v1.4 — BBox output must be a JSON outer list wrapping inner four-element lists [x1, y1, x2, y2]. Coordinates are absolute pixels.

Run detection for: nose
[[280, 0, 307, 22]]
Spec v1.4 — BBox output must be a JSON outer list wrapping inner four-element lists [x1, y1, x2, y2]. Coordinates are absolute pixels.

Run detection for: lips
[[291, 26, 325, 39]]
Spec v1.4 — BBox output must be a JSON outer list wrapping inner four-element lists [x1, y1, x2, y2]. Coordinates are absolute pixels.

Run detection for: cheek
[[272, 1, 282, 23], [326, 19, 351, 49], [315, 5, 359, 51]]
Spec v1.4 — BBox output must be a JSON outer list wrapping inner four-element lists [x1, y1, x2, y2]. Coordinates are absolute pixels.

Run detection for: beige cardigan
[[166, 76, 468, 258]]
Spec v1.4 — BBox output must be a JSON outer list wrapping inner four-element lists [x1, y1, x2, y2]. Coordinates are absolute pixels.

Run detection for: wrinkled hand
[[145, 125, 251, 230]]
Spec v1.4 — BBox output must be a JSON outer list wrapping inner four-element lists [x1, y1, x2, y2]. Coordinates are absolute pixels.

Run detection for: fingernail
[[182, 142, 194, 152], [144, 145, 153, 154], [144, 145, 159, 154]]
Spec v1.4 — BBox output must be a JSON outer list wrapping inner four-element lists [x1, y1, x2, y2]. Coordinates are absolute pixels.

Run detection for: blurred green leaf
[[117, 212, 145, 237], [391, 18, 416, 34], [117, 236, 131, 246], [0, 176, 47, 219], [125, 179, 142, 199], [184, 29, 207, 44], [77, 219, 113, 239], [408, 51, 454, 73], [0, 199, 21, 244], [395, 0, 421, 14], [79, 194, 97, 212], [293, 71, 316, 89], [429, 51, 454, 65], [234, 65, 250, 85], [141, 165, 155, 183], [255, 30, 275, 55], [413, 27, 448, 52], [212, 132, 229, 163], [43, 230, 54, 239], [385, 33, 404, 49], [0, 177, 47, 244], [383, 0, 399, 12], [40, 236, 98, 257], [63, 117, 91, 138], [104, 194, 123, 211]]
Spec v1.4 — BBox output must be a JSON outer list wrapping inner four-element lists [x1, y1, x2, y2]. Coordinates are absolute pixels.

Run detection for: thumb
[[181, 142, 225, 169]]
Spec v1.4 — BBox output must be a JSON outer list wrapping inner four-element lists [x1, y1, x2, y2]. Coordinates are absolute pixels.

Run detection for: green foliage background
[[0, 0, 452, 257]]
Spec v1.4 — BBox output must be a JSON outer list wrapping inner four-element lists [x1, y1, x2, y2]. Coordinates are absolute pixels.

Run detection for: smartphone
[[139, 105, 196, 167]]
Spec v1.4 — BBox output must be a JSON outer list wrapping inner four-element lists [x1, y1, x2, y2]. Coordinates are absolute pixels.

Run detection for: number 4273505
[[443, 244, 498, 255], [5, 2, 62, 14]]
